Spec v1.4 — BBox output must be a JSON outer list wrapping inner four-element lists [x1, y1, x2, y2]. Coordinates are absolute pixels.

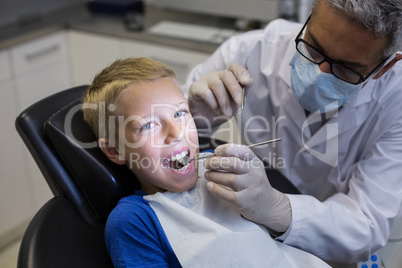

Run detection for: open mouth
[[163, 150, 190, 171]]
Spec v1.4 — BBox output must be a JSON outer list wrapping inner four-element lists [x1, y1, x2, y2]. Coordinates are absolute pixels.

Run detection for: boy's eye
[[174, 109, 188, 118], [141, 122, 155, 130]]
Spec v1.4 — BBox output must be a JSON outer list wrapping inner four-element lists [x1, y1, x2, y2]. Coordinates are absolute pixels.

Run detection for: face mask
[[290, 51, 363, 113]]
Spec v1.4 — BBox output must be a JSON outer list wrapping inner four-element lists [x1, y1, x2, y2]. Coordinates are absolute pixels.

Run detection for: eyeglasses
[[295, 15, 389, 85]]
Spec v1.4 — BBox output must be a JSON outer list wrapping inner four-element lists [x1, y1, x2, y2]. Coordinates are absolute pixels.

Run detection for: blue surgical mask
[[290, 51, 362, 113]]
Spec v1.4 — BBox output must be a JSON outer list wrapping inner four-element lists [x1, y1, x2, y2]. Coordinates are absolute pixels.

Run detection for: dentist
[[186, 0, 402, 265]]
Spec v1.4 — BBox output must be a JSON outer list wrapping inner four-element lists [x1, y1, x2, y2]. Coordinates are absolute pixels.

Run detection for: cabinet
[[121, 39, 210, 95], [0, 31, 72, 244], [11, 31, 72, 210], [11, 31, 71, 110], [68, 30, 210, 96], [68, 31, 122, 87], [0, 50, 33, 242]]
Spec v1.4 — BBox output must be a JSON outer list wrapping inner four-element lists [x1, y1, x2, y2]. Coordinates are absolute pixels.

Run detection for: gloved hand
[[204, 144, 292, 233], [188, 63, 252, 128]]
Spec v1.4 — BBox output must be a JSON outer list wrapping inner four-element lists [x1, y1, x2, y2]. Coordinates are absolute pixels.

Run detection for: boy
[[83, 57, 329, 267]]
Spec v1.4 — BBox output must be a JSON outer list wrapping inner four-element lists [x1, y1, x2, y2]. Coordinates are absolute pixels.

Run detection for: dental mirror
[[183, 138, 281, 165]]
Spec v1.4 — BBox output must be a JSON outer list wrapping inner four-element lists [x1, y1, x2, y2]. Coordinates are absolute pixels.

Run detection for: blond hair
[[83, 57, 176, 141]]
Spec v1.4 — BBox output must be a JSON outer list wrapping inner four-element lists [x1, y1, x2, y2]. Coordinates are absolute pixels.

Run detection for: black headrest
[[45, 98, 140, 223], [15, 86, 87, 197]]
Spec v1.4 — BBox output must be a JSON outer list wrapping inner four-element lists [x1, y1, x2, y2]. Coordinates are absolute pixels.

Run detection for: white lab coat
[[185, 19, 402, 264]]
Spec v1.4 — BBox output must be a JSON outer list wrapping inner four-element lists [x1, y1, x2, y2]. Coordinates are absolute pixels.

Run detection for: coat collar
[[280, 73, 376, 150], [278, 37, 296, 89]]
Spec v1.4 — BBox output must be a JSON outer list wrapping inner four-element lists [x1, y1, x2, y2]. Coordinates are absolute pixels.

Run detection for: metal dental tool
[[185, 138, 281, 163], [236, 57, 249, 116]]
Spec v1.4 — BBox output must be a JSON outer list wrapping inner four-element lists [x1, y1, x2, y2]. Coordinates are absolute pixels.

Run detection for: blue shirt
[[105, 191, 181, 268]]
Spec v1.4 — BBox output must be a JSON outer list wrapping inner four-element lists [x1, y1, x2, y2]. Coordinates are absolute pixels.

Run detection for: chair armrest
[[17, 197, 113, 268], [265, 167, 300, 194]]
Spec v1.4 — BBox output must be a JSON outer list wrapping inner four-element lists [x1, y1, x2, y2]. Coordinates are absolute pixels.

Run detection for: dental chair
[[15, 85, 299, 268]]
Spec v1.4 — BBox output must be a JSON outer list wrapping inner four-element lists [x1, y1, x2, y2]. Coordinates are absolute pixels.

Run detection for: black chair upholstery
[[15, 85, 298, 268], [17, 196, 113, 268], [16, 86, 89, 210], [16, 85, 119, 268], [44, 93, 140, 224], [16, 85, 139, 227]]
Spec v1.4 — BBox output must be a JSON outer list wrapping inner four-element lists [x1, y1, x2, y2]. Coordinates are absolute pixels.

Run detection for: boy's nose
[[164, 122, 184, 144]]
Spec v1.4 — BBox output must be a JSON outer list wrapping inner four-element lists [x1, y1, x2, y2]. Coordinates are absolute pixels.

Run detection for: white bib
[[144, 164, 329, 268]]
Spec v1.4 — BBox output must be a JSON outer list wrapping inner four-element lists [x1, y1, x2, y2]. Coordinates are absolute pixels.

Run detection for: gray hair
[[312, 0, 402, 58]]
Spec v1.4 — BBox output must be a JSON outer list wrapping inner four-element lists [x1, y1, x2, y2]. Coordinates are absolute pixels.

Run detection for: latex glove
[[204, 144, 292, 233], [188, 63, 253, 128]]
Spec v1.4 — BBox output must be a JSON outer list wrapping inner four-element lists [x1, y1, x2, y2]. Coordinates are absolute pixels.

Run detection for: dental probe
[[240, 57, 249, 111], [185, 138, 281, 163]]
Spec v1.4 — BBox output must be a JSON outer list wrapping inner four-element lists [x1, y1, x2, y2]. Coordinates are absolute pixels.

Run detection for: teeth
[[169, 150, 189, 161], [165, 150, 190, 171]]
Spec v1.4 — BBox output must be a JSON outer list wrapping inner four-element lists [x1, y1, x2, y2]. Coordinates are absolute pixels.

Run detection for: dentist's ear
[[98, 138, 126, 165], [374, 53, 402, 79]]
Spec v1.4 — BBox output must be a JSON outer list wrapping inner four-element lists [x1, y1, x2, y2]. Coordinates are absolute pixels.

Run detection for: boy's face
[[117, 77, 199, 194]]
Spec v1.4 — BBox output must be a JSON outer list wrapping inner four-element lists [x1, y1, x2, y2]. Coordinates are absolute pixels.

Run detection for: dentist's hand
[[204, 144, 291, 233], [188, 63, 253, 128]]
